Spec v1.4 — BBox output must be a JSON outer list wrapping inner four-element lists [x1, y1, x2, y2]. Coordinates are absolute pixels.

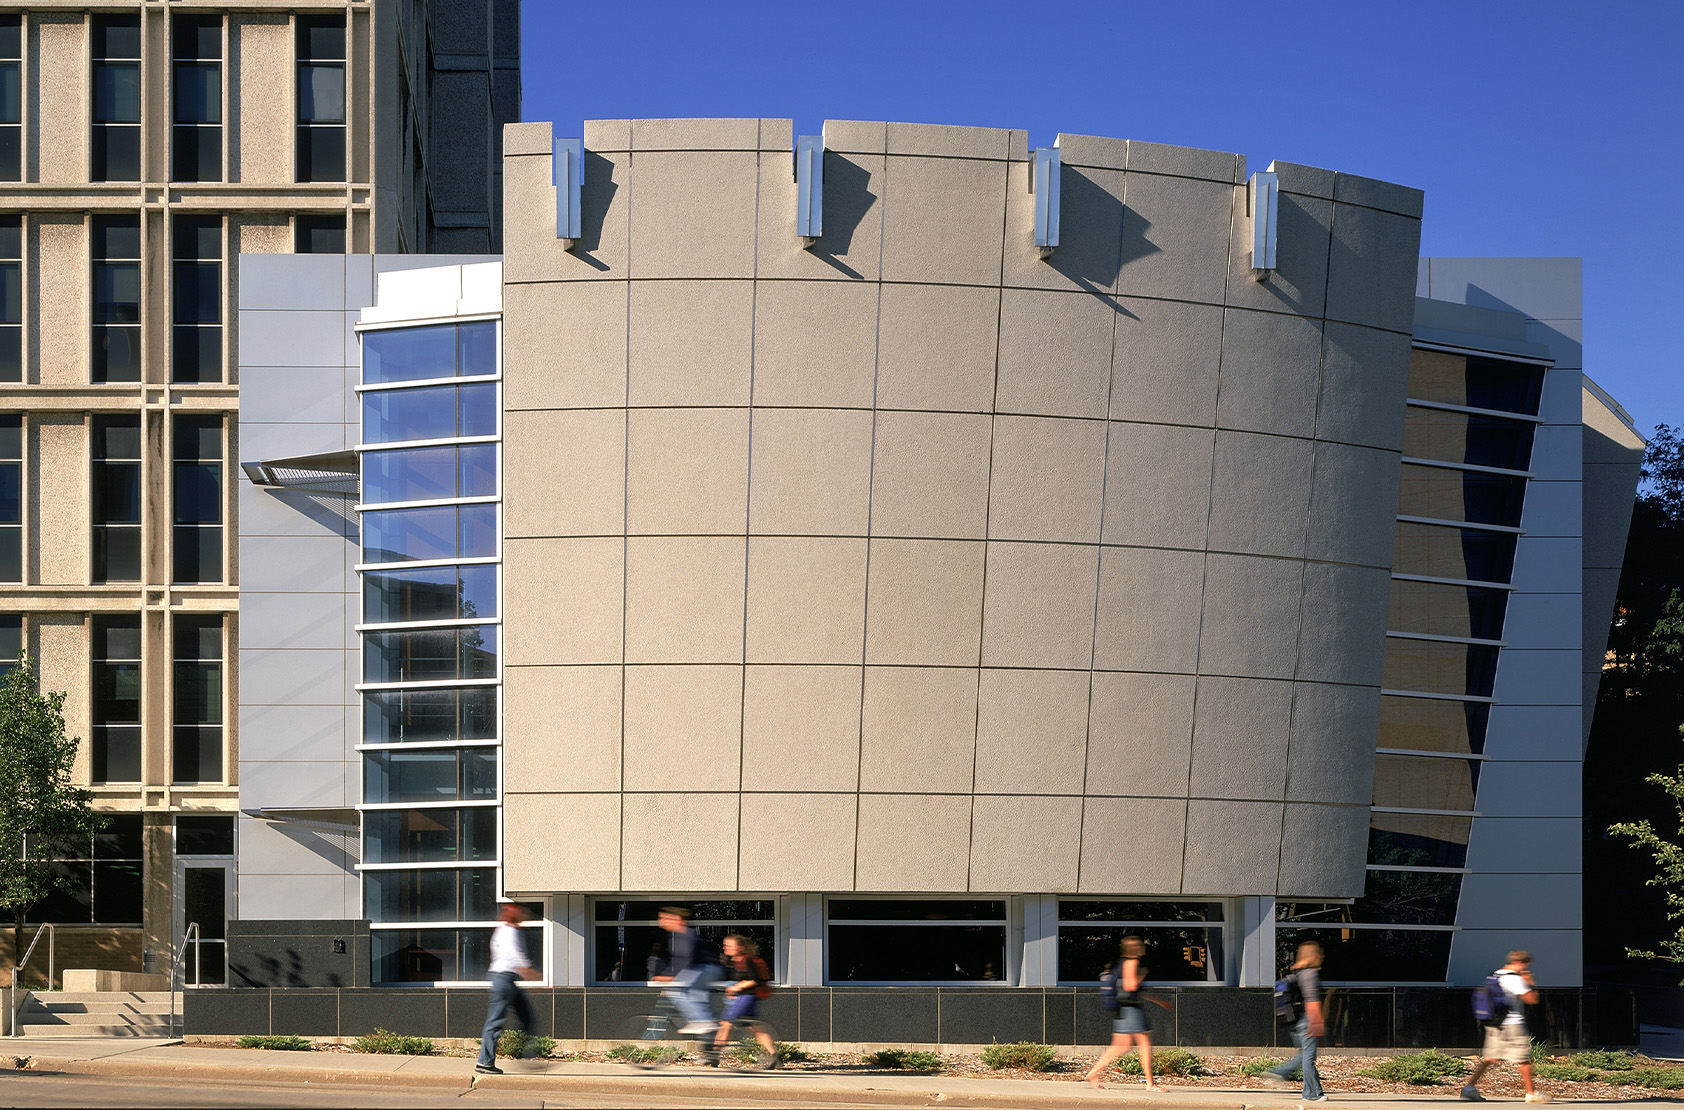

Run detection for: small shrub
[[1533, 1063, 1598, 1082], [1530, 1039, 1551, 1064], [351, 1028, 434, 1056], [1239, 1057, 1284, 1077], [866, 1048, 942, 1070], [775, 1042, 812, 1063], [1617, 1067, 1684, 1090], [235, 1035, 311, 1051], [607, 1043, 684, 1065], [497, 1029, 555, 1059], [1570, 1050, 1637, 1071], [1357, 1049, 1469, 1085], [981, 1041, 1057, 1071], [1111, 1047, 1202, 1077]]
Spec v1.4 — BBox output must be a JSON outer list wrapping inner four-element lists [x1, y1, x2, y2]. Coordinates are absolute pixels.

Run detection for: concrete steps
[[16, 991, 178, 1037]]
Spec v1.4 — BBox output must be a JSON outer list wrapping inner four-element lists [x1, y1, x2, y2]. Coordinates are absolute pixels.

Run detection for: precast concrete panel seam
[[733, 144, 766, 892], [615, 149, 634, 893]]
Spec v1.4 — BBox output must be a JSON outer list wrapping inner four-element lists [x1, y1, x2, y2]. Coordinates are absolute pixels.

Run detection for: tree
[[0, 654, 99, 978], [1609, 728, 1684, 984]]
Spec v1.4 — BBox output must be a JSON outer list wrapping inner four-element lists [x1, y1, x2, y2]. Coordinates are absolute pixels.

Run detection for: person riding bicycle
[[649, 906, 722, 1034], [712, 934, 779, 1067]]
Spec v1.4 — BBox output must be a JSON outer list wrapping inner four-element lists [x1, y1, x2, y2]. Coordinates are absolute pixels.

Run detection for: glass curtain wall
[[357, 319, 503, 984], [1279, 349, 1545, 981]]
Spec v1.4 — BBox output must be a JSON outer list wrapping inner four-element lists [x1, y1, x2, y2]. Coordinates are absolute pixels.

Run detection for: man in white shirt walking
[[476, 903, 539, 1075], [1462, 950, 1551, 1103]]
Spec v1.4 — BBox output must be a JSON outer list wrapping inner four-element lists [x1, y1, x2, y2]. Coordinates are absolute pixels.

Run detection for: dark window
[[92, 416, 142, 581], [363, 565, 498, 624], [592, 901, 776, 983], [1392, 522, 1517, 585], [1273, 926, 1451, 984], [0, 414, 19, 580], [0, 214, 20, 381], [1055, 901, 1225, 984], [1408, 349, 1545, 416], [364, 866, 497, 924], [0, 15, 19, 181], [26, 813, 144, 924], [361, 504, 496, 564], [362, 625, 497, 684], [363, 749, 497, 804], [361, 382, 497, 444], [1403, 408, 1537, 472], [1386, 579, 1508, 641], [362, 686, 497, 744], [171, 216, 222, 383], [92, 617, 142, 783], [364, 806, 497, 864], [92, 16, 141, 182], [1377, 694, 1490, 758], [172, 414, 222, 581], [363, 322, 498, 385], [175, 815, 234, 855], [1368, 812, 1471, 870], [171, 15, 221, 181], [1371, 754, 1479, 813], [827, 899, 1006, 983], [296, 16, 346, 182], [1381, 637, 1500, 699], [1278, 870, 1462, 930], [362, 444, 497, 506], [295, 213, 345, 253], [0, 613, 20, 673], [373, 927, 521, 984], [1397, 463, 1528, 529], [92, 216, 142, 383], [172, 614, 222, 783]]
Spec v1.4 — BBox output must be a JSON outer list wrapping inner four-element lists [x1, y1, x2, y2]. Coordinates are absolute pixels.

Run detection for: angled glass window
[[1397, 463, 1528, 528], [1386, 578, 1508, 641], [92, 16, 142, 182], [0, 16, 19, 181], [1377, 694, 1490, 758], [1391, 521, 1518, 585], [92, 216, 142, 383], [363, 322, 499, 385], [92, 415, 142, 582], [92, 615, 142, 783], [1371, 753, 1478, 813], [1408, 349, 1545, 417], [295, 15, 346, 182], [173, 614, 223, 783], [361, 503, 495, 565], [171, 216, 222, 383], [1368, 811, 1471, 870], [171, 15, 222, 181], [362, 444, 496, 506], [362, 382, 497, 445], [1272, 926, 1451, 984], [1404, 408, 1537, 472], [1381, 637, 1500, 699], [0, 214, 20, 381], [362, 686, 497, 745], [173, 414, 223, 582], [363, 564, 497, 624]]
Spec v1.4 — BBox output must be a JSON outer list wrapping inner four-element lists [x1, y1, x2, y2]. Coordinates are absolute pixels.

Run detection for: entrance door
[[174, 863, 233, 985]]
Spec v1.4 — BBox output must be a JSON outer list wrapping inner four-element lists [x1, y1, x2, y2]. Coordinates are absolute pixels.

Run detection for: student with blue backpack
[[1462, 950, 1551, 1103], [1260, 940, 1327, 1101], [1085, 936, 1161, 1090]]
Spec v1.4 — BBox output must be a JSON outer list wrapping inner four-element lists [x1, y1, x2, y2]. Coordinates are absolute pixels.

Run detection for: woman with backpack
[[1085, 935, 1160, 1090], [1261, 940, 1327, 1101], [711, 934, 780, 1067]]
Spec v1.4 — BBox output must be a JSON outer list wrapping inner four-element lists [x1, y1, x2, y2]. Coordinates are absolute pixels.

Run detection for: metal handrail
[[168, 923, 201, 1040], [10, 923, 54, 1038]]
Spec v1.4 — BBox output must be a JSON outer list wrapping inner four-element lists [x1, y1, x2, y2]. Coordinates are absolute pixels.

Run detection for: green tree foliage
[[1609, 729, 1684, 983], [0, 654, 99, 968]]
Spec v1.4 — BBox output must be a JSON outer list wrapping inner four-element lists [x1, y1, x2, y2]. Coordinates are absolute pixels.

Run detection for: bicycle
[[611, 985, 780, 1071]]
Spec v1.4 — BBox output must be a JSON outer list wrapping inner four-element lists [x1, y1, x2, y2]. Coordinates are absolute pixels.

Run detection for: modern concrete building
[[213, 119, 1642, 1048], [0, 1, 518, 987]]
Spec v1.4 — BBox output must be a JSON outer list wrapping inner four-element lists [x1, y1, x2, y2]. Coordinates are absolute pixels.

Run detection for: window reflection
[[1397, 464, 1528, 528], [1392, 522, 1517, 584], [1377, 695, 1489, 757], [363, 686, 497, 744]]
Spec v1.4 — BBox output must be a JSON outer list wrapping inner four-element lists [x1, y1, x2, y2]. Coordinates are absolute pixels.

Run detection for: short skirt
[[1113, 1005, 1149, 1035]]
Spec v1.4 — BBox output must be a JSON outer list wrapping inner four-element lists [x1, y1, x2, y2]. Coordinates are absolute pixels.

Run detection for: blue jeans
[[1269, 1016, 1322, 1099], [668, 963, 722, 1026], [478, 971, 533, 1066]]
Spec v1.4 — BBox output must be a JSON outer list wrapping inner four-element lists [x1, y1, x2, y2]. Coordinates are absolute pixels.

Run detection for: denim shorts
[[722, 993, 761, 1023], [1113, 1005, 1149, 1035]]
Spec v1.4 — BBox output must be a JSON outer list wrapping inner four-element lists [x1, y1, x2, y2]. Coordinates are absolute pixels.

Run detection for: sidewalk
[[0, 1039, 1619, 1109]]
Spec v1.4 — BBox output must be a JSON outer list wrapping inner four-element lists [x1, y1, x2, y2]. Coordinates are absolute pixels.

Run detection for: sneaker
[[1304, 1097, 1329, 1104], [474, 1063, 503, 1075], [1460, 1086, 1485, 1101], [765, 1051, 782, 1070], [1524, 1095, 1553, 1104], [677, 1021, 718, 1035]]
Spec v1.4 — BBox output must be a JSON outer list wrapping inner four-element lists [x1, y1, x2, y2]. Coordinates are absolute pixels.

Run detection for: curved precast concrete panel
[[499, 119, 1422, 898]]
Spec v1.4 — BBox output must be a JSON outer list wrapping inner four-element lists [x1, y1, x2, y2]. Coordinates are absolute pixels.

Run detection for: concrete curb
[[23, 1051, 1294, 1109]]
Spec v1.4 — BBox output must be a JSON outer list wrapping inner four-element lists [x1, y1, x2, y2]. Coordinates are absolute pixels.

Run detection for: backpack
[[750, 955, 775, 1001], [1098, 966, 1121, 1013], [1274, 971, 1304, 1022], [1472, 971, 1510, 1027]]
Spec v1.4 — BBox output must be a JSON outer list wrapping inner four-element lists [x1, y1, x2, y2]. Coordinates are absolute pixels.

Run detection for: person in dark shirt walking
[[1262, 941, 1326, 1101]]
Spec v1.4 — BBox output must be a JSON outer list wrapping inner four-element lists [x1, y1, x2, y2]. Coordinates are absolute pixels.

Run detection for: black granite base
[[183, 985, 1633, 1050]]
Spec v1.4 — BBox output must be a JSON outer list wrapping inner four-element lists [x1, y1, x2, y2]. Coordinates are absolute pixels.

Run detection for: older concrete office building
[[0, 1, 517, 988], [219, 119, 1642, 1046]]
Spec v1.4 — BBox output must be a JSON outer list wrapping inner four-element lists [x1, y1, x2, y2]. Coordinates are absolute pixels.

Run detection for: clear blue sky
[[519, 0, 1680, 439]]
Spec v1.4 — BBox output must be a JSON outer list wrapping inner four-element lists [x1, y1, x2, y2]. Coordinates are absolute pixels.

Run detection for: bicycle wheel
[[719, 1018, 780, 1071], [611, 1013, 688, 1069]]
